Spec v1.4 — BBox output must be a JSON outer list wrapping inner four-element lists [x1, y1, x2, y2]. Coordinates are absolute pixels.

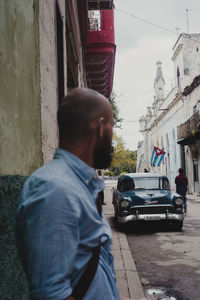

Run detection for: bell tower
[[154, 61, 165, 102]]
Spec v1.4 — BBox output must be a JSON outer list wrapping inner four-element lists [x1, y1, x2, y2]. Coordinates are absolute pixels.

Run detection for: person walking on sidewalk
[[97, 170, 106, 205], [15, 88, 143, 300], [175, 168, 188, 212]]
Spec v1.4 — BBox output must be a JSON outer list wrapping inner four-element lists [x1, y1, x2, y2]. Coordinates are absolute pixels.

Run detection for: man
[[15, 88, 142, 300], [97, 170, 106, 205], [175, 168, 188, 213]]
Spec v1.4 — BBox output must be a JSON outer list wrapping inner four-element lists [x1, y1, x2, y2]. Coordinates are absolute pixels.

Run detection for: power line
[[186, 8, 189, 34], [116, 7, 200, 44], [123, 120, 138, 123], [116, 8, 176, 34]]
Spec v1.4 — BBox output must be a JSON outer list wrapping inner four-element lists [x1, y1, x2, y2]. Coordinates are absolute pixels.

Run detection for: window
[[121, 178, 135, 192], [162, 178, 170, 190], [134, 177, 159, 190], [133, 177, 170, 190], [117, 177, 123, 191], [177, 66, 180, 88]]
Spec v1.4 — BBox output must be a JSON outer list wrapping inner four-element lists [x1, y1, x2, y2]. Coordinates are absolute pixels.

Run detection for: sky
[[113, 0, 200, 151]]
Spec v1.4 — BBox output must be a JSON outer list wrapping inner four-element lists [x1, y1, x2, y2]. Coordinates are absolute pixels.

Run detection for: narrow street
[[126, 198, 200, 300], [105, 180, 200, 300]]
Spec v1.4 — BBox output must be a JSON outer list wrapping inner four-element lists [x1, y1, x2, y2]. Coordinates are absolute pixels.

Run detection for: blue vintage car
[[112, 173, 185, 231]]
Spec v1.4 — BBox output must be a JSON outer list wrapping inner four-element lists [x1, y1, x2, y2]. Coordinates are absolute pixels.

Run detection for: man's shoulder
[[19, 160, 85, 214], [24, 159, 81, 195]]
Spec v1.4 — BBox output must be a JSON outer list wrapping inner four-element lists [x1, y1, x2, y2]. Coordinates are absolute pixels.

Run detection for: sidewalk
[[187, 193, 200, 203], [103, 186, 146, 300]]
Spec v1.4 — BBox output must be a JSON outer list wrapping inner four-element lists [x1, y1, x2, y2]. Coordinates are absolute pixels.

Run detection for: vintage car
[[112, 173, 185, 231]]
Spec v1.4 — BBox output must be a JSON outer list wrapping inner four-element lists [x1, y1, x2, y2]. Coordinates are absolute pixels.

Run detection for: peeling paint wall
[[0, 0, 42, 175], [0, 0, 87, 174], [39, 0, 85, 163], [39, 0, 66, 163]]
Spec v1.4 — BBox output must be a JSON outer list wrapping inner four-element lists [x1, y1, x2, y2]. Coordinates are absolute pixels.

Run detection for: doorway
[[193, 158, 199, 193]]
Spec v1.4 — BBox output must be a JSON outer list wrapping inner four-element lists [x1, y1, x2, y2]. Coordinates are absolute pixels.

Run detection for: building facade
[[0, 1, 116, 298], [137, 33, 200, 194], [0, 0, 116, 176]]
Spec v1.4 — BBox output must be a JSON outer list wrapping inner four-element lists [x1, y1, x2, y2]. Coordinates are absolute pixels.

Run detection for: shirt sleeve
[[16, 176, 80, 300]]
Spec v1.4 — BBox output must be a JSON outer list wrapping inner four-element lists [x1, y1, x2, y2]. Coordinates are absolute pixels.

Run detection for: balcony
[[177, 111, 200, 144], [88, 0, 113, 10], [85, 7, 116, 98]]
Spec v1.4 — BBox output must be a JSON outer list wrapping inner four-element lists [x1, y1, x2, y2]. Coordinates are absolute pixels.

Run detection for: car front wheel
[[172, 220, 183, 231]]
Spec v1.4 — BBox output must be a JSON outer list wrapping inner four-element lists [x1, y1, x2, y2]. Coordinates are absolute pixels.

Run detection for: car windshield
[[133, 177, 170, 190]]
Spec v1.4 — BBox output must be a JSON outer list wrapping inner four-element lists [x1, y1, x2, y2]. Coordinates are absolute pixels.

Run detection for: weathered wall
[[39, 0, 66, 163], [0, 0, 42, 175], [39, 0, 86, 164], [173, 34, 200, 91]]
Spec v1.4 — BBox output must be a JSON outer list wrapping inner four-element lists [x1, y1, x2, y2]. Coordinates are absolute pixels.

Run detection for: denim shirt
[[15, 148, 120, 300]]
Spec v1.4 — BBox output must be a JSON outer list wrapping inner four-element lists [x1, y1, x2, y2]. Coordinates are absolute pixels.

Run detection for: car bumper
[[118, 213, 184, 224]]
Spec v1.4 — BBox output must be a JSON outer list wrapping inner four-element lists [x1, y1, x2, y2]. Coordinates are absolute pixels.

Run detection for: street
[[105, 180, 200, 300]]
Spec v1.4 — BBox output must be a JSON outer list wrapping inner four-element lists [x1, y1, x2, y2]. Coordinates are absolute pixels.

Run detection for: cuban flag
[[150, 146, 165, 166]]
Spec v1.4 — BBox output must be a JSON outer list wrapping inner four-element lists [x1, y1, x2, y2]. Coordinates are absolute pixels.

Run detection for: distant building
[[137, 33, 200, 194]]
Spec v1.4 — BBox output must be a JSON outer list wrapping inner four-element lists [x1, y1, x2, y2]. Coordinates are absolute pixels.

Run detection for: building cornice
[[172, 44, 183, 61], [149, 92, 182, 130], [183, 75, 200, 96]]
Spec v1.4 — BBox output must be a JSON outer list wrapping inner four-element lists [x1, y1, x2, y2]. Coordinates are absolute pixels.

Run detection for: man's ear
[[97, 117, 105, 137]]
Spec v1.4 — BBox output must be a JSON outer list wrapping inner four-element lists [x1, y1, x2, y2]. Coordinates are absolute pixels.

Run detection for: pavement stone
[[103, 185, 146, 300], [187, 193, 200, 203]]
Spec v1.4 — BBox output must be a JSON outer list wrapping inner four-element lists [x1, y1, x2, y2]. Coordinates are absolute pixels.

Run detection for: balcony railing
[[177, 111, 200, 144]]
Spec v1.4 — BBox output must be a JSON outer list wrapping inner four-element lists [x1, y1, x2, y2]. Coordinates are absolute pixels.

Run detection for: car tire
[[172, 220, 183, 231], [114, 208, 126, 231], [114, 205, 118, 220], [117, 222, 128, 232], [114, 206, 120, 226]]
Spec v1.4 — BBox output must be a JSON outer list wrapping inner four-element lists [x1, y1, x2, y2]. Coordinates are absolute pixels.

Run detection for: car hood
[[122, 189, 172, 205]]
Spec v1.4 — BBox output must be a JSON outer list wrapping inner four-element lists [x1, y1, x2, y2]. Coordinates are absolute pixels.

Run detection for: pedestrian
[[97, 170, 106, 205], [175, 168, 188, 212], [15, 88, 144, 300]]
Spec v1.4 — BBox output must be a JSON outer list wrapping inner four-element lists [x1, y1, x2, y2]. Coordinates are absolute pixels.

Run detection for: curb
[[113, 231, 146, 299], [104, 185, 145, 300]]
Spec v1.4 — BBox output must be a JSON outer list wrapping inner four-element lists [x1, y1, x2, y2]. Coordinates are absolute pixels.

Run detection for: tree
[[108, 92, 123, 128], [106, 133, 137, 176]]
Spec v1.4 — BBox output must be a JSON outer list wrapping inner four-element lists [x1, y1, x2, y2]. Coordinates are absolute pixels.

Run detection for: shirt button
[[85, 179, 89, 184]]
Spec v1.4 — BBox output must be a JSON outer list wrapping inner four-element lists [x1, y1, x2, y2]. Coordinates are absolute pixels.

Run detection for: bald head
[[58, 87, 113, 142]]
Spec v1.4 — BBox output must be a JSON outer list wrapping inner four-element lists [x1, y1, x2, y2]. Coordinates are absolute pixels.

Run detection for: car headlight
[[120, 198, 131, 208], [174, 198, 183, 205]]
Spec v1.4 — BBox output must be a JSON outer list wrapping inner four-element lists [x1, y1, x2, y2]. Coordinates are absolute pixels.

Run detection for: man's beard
[[93, 132, 112, 169]]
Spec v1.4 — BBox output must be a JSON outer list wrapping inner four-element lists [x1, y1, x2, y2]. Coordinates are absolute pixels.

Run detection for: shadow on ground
[[109, 216, 183, 235]]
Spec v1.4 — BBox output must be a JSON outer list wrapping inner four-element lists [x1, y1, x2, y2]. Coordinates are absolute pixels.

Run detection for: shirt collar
[[54, 148, 104, 190]]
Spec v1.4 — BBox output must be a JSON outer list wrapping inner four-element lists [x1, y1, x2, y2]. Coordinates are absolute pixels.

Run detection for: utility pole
[[176, 27, 180, 38], [186, 9, 189, 34]]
